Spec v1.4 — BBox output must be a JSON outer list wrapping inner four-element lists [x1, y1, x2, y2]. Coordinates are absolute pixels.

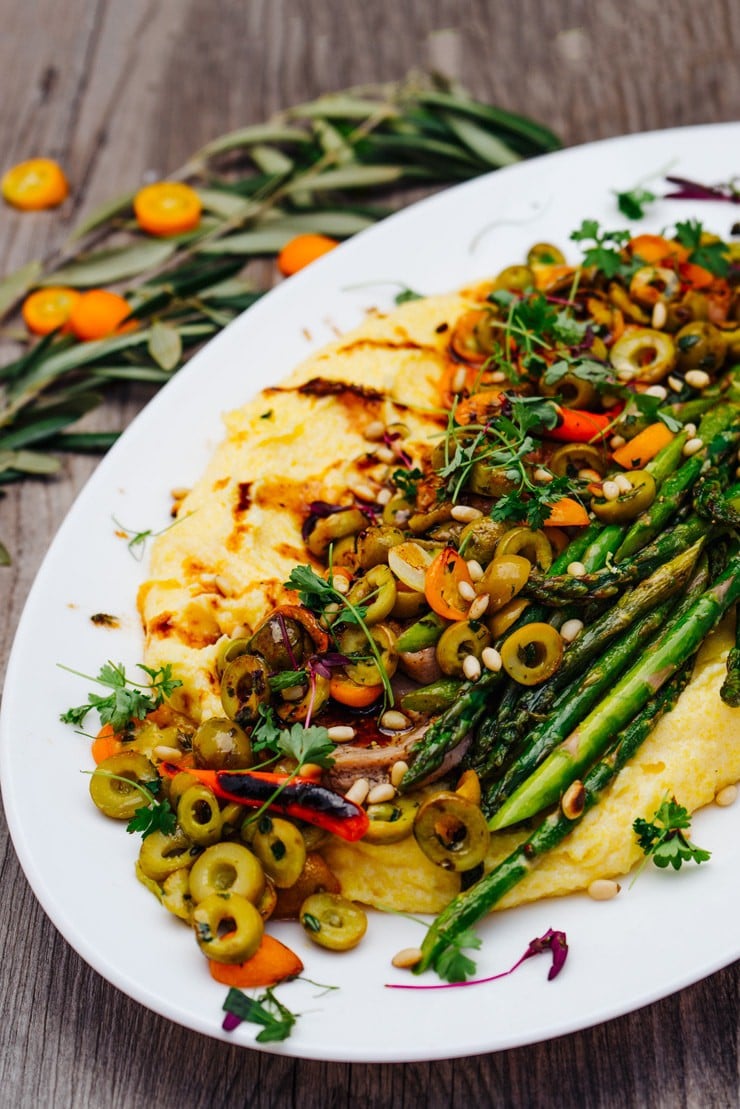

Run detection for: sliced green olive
[[413, 791, 490, 871], [362, 796, 421, 844], [347, 564, 396, 624], [331, 533, 360, 571], [458, 516, 508, 564], [390, 585, 428, 620], [541, 372, 599, 410], [527, 242, 566, 266], [549, 443, 609, 478], [496, 527, 552, 570], [89, 752, 158, 820], [161, 868, 192, 921], [477, 554, 531, 610], [219, 802, 245, 838], [675, 321, 727, 374], [401, 677, 463, 714], [494, 264, 535, 292], [306, 507, 367, 557], [591, 469, 656, 523], [192, 892, 264, 964], [608, 282, 651, 324], [299, 892, 368, 951], [468, 458, 516, 497], [220, 653, 270, 727], [248, 814, 307, 888], [356, 525, 405, 569], [382, 493, 414, 528], [216, 636, 252, 677], [276, 672, 330, 723], [248, 613, 313, 670], [134, 859, 163, 902], [177, 784, 223, 846], [165, 769, 198, 808], [609, 328, 676, 383], [396, 611, 448, 652], [188, 841, 265, 904], [408, 502, 454, 534], [192, 717, 253, 771], [500, 622, 563, 686], [436, 619, 491, 677], [138, 827, 199, 881], [337, 623, 398, 686], [629, 265, 680, 307], [488, 597, 530, 638]]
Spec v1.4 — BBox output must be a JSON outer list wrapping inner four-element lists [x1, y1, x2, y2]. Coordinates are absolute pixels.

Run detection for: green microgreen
[[59, 661, 182, 732], [112, 514, 186, 561], [570, 220, 633, 279], [674, 219, 730, 276], [222, 986, 298, 1043], [615, 186, 657, 220], [433, 927, 482, 983], [632, 796, 711, 872]]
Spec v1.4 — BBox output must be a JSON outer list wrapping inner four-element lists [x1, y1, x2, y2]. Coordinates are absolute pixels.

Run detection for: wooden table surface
[[1, 1, 738, 1105]]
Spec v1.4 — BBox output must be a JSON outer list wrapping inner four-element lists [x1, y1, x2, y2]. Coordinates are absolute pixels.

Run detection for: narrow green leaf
[[359, 132, 483, 167], [0, 394, 101, 449], [0, 260, 43, 317], [88, 365, 171, 383], [196, 210, 375, 255], [283, 164, 406, 192], [249, 144, 294, 176], [147, 321, 182, 371], [196, 125, 309, 159], [0, 330, 65, 384], [440, 111, 520, 167], [41, 240, 177, 287], [313, 119, 355, 164], [288, 95, 396, 120], [67, 191, 136, 242], [416, 91, 561, 153], [195, 188, 254, 219], [196, 228, 301, 255], [46, 431, 119, 452], [0, 449, 60, 475]]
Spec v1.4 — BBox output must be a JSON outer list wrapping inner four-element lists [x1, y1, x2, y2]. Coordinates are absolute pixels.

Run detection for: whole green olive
[[193, 717, 253, 771], [591, 469, 656, 523], [215, 636, 252, 677], [527, 242, 566, 266], [347, 564, 397, 624], [89, 752, 158, 820], [382, 494, 414, 528], [494, 264, 535, 292], [192, 892, 264, 964], [220, 653, 270, 727], [362, 796, 421, 844], [189, 841, 265, 904], [468, 458, 517, 498], [248, 814, 307, 888], [248, 613, 313, 670], [436, 619, 491, 677], [356, 525, 405, 569], [413, 791, 490, 871], [458, 516, 508, 565], [675, 321, 727, 374], [300, 892, 368, 951], [177, 784, 223, 846], [496, 527, 553, 570], [478, 554, 531, 610]]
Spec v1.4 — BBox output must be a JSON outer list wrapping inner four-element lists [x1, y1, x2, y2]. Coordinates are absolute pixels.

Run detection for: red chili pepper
[[545, 404, 623, 443], [160, 763, 369, 842]]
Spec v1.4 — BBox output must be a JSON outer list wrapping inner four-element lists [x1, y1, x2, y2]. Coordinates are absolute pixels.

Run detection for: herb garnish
[[389, 928, 568, 989], [674, 219, 730, 277], [59, 661, 182, 732], [570, 220, 632, 278], [392, 466, 424, 500], [85, 769, 176, 839], [615, 186, 657, 220], [633, 796, 711, 871], [222, 986, 298, 1041]]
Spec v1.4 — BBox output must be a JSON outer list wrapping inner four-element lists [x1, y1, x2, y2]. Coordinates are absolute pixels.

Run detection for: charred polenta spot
[[234, 481, 252, 515], [151, 612, 175, 637], [275, 542, 309, 562]]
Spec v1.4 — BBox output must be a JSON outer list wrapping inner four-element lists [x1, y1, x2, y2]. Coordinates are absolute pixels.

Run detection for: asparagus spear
[[488, 549, 740, 830], [481, 553, 708, 807], [415, 663, 693, 977], [720, 604, 740, 708]]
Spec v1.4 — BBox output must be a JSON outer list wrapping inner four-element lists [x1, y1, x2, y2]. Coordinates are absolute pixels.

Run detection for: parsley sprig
[[674, 219, 730, 277], [434, 927, 482, 983], [222, 986, 298, 1042], [570, 220, 633, 279], [241, 721, 335, 830], [59, 661, 182, 732], [86, 770, 176, 839], [633, 796, 711, 871]]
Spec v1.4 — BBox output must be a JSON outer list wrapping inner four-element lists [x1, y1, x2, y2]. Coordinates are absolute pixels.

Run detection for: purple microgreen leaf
[[386, 928, 568, 990]]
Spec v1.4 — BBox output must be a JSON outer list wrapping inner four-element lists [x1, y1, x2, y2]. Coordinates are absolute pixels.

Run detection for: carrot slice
[[277, 234, 338, 276], [543, 497, 590, 527], [91, 724, 123, 764], [678, 261, 714, 290], [425, 547, 472, 621], [612, 422, 675, 470], [208, 933, 304, 988]]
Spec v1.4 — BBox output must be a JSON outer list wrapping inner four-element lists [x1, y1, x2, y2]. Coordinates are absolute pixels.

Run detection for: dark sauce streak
[[90, 612, 120, 628]]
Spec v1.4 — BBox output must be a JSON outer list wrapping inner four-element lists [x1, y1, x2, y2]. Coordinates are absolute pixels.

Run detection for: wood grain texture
[[0, 1, 738, 1106]]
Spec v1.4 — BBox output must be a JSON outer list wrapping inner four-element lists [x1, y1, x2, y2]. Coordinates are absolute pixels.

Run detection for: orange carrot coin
[[1, 158, 69, 210], [133, 181, 202, 236], [208, 933, 304, 988], [277, 234, 338, 276], [22, 286, 81, 335], [68, 289, 134, 341], [91, 724, 123, 765], [329, 675, 383, 708]]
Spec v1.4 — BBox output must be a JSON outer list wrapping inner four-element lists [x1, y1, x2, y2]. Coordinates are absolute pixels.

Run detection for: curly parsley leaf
[[59, 661, 182, 732], [126, 795, 176, 839], [251, 704, 283, 756], [570, 220, 631, 278], [633, 797, 711, 871], [491, 474, 574, 529], [674, 219, 730, 277], [222, 986, 297, 1042], [278, 723, 335, 769], [615, 187, 657, 220], [434, 927, 482, 983]]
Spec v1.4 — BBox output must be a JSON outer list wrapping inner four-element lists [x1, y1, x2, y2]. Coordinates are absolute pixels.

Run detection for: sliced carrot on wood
[[543, 497, 590, 527], [22, 286, 81, 335], [277, 234, 338, 276], [91, 723, 123, 764], [208, 933, 304, 988], [612, 422, 675, 469]]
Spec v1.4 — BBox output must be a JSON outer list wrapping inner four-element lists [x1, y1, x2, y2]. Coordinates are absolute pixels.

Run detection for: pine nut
[[610, 434, 626, 449], [534, 467, 554, 483], [367, 782, 396, 804], [560, 618, 584, 643], [601, 480, 620, 501], [390, 760, 409, 788], [451, 504, 483, 522], [302, 763, 323, 778], [715, 784, 738, 807], [352, 482, 378, 502], [380, 710, 410, 731], [651, 301, 667, 329], [578, 468, 602, 483], [458, 580, 477, 602], [376, 488, 392, 505], [568, 561, 587, 578], [489, 370, 507, 384], [481, 646, 502, 672], [345, 778, 370, 806], [364, 420, 385, 441], [588, 878, 621, 901], [683, 423, 697, 438], [684, 369, 711, 390], [614, 473, 632, 494], [333, 575, 350, 594], [281, 684, 306, 701], [327, 725, 356, 742], [561, 779, 586, 820], [682, 437, 704, 457], [452, 368, 468, 393], [376, 446, 395, 464], [154, 745, 183, 762], [667, 375, 684, 393], [391, 947, 423, 969], [467, 559, 484, 581], [644, 384, 668, 400], [462, 654, 482, 681], [468, 593, 490, 620]]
